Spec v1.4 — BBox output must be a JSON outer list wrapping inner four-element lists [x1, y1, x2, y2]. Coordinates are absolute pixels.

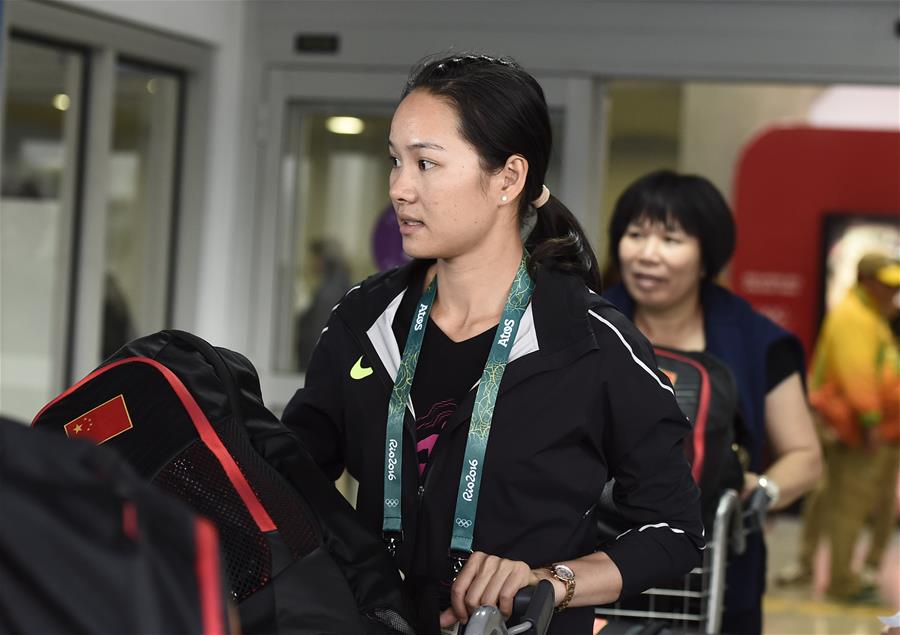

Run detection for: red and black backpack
[[597, 346, 745, 539], [30, 330, 416, 635], [652, 346, 746, 532]]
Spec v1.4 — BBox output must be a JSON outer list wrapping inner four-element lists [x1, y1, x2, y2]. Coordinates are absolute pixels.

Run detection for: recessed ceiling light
[[326, 116, 365, 135], [52, 94, 70, 111]]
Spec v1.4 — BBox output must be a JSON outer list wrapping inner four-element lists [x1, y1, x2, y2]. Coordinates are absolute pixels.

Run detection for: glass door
[[1, 2, 209, 425], [101, 61, 183, 358], [1, 37, 185, 424], [1, 36, 84, 423], [276, 106, 395, 374]]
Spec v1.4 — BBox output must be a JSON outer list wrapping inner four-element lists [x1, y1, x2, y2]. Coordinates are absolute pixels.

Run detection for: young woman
[[603, 170, 822, 635], [281, 56, 703, 634]]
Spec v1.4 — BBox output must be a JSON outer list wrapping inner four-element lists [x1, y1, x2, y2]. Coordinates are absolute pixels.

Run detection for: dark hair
[[607, 170, 736, 282], [403, 53, 602, 292]]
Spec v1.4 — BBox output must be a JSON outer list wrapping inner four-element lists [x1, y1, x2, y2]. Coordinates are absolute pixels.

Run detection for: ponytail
[[526, 194, 603, 293]]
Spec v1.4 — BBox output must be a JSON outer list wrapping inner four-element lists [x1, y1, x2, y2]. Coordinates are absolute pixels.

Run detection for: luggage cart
[[595, 487, 769, 635]]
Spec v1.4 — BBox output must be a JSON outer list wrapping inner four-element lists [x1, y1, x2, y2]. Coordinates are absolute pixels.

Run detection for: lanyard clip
[[383, 531, 403, 558], [449, 550, 470, 581]]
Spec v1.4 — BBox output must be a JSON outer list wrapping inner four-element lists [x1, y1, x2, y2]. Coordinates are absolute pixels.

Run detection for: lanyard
[[381, 258, 535, 559]]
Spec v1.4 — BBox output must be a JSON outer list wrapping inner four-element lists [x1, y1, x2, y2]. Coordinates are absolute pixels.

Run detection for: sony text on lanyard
[[381, 258, 535, 562]]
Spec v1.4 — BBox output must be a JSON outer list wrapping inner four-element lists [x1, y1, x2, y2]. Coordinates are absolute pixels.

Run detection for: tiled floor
[[763, 514, 899, 635]]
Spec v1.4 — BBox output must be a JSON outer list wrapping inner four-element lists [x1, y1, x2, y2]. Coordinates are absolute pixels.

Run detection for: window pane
[[276, 107, 394, 372], [1, 38, 83, 422], [101, 63, 182, 358]]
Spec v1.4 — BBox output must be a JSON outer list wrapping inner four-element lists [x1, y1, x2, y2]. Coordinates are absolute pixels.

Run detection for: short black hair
[[607, 170, 736, 281]]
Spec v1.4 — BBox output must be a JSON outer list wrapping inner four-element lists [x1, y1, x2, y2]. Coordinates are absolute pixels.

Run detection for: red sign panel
[[731, 127, 900, 359]]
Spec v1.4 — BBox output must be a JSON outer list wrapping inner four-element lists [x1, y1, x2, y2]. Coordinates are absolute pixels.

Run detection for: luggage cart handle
[[707, 489, 741, 635], [462, 579, 555, 635], [741, 484, 771, 538], [512, 579, 554, 634]]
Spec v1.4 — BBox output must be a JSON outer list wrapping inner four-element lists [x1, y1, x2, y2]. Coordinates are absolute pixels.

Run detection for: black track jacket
[[282, 261, 703, 634]]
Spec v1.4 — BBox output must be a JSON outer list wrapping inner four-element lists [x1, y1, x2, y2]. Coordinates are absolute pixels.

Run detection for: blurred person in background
[[295, 239, 351, 371], [101, 272, 136, 359], [777, 252, 900, 604], [603, 170, 822, 635]]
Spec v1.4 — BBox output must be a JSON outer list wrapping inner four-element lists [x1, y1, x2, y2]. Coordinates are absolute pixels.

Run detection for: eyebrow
[[388, 140, 446, 152]]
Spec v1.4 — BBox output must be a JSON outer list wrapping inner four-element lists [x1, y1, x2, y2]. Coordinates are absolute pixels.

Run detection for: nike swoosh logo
[[350, 356, 374, 380]]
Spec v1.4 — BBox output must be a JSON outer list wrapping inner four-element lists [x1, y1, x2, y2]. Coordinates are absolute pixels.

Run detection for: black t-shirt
[[409, 320, 494, 479], [392, 266, 495, 480], [765, 337, 804, 393]]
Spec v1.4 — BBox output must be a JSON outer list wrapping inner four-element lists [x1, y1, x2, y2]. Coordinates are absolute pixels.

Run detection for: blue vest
[[603, 283, 803, 471]]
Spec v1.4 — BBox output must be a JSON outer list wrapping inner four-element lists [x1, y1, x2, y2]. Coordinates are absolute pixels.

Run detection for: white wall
[[679, 84, 825, 202], [809, 85, 900, 130], [56, 0, 235, 45], [56, 0, 260, 353], [255, 1, 900, 84]]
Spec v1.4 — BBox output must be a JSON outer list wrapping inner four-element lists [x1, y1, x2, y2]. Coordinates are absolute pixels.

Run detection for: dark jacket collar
[[337, 260, 605, 441], [603, 281, 743, 330], [335, 261, 601, 395]]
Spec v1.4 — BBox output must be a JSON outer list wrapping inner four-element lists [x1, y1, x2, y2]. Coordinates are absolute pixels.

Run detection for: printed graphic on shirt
[[416, 399, 457, 477], [393, 266, 496, 481]]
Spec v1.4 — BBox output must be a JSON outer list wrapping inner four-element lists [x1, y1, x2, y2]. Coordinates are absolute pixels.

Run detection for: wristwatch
[[545, 563, 576, 612], [757, 474, 780, 507]]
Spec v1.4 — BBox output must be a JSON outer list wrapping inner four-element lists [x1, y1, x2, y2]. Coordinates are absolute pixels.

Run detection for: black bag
[[31, 330, 416, 635], [652, 346, 745, 532], [597, 347, 745, 540], [0, 417, 233, 635]]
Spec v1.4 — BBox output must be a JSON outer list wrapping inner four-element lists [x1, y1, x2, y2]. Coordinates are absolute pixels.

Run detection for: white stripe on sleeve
[[588, 310, 674, 396], [615, 522, 705, 549]]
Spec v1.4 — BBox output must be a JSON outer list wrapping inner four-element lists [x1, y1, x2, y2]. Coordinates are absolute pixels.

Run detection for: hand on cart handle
[[461, 580, 555, 635], [440, 551, 539, 628], [742, 482, 772, 537]]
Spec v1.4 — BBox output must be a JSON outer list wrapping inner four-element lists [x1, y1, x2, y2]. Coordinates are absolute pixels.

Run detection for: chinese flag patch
[[64, 394, 134, 444]]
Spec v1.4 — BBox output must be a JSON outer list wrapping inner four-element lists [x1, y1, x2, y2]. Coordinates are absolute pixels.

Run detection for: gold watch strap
[[545, 565, 575, 612]]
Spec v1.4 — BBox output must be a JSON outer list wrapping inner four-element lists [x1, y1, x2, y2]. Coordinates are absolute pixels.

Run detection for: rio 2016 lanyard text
[[382, 257, 534, 559]]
